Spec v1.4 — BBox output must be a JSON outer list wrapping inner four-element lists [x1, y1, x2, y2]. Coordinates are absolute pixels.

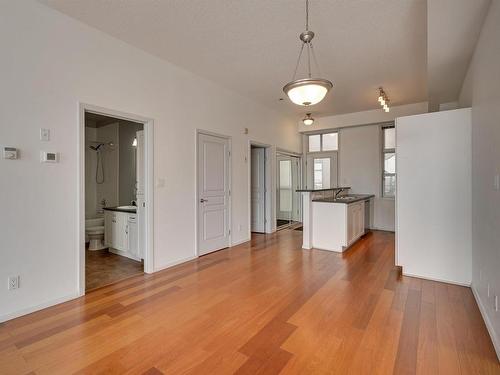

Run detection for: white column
[[302, 192, 313, 249]]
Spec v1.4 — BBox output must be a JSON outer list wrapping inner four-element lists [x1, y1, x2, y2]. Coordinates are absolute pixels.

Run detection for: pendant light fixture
[[302, 113, 314, 126], [283, 0, 333, 106]]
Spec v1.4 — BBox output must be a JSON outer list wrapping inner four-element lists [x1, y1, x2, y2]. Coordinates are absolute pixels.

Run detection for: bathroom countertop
[[103, 206, 137, 214]]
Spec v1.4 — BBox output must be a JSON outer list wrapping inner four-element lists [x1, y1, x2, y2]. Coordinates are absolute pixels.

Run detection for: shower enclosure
[[276, 152, 302, 229]]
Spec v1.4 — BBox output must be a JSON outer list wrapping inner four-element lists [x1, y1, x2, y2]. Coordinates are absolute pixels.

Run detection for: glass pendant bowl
[[283, 78, 333, 106], [302, 113, 314, 126]]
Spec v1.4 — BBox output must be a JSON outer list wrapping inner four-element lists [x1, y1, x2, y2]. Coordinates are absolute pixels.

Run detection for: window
[[382, 126, 396, 198], [308, 134, 321, 152], [308, 132, 338, 152], [313, 158, 331, 189]]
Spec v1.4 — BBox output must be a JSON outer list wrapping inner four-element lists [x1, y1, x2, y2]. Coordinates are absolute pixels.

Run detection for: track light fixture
[[378, 87, 390, 112]]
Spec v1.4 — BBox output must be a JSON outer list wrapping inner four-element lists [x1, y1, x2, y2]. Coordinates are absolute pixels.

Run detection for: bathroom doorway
[[79, 105, 153, 293]]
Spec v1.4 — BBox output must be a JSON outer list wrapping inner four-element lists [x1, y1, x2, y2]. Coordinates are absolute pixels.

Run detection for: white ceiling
[[427, 0, 491, 111], [39, 0, 486, 117]]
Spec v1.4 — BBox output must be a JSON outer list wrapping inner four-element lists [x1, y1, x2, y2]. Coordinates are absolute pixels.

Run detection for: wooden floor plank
[[0, 230, 498, 374]]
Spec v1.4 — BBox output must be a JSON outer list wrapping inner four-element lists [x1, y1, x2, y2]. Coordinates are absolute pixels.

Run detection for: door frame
[[305, 150, 339, 189], [247, 141, 273, 236], [195, 130, 232, 255], [78, 103, 155, 296], [276, 150, 303, 227]]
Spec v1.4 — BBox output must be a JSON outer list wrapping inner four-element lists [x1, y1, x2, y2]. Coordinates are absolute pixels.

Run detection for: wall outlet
[[487, 283, 490, 297], [496, 296, 499, 312], [8, 275, 20, 290]]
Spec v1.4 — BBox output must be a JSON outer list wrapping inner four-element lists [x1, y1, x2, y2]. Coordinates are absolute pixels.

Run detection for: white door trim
[[78, 103, 155, 296], [195, 129, 232, 256], [247, 141, 273, 236]]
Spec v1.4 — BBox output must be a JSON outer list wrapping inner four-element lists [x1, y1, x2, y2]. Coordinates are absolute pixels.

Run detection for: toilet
[[85, 217, 106, 251]]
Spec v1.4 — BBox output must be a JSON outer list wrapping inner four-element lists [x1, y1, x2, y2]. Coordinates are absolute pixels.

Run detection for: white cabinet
[[104, 210, 140, 260], [347, 201, 365, 246], [312, 199, 368, 252]]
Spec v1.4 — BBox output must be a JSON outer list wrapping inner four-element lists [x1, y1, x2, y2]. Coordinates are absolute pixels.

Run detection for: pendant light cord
[[306, 0, 309, 30]]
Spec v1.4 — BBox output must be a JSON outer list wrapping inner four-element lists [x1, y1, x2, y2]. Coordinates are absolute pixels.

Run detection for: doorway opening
[[249, 143, 272, 234], [276, 152, 302, 230], [80, 105, 153, 293]]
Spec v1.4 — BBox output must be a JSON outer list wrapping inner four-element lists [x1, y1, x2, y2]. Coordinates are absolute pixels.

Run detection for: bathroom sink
[[117, 205, 136, 210]]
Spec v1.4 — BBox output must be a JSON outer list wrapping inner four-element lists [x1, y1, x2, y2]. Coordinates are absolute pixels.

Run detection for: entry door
[[197, 133, 230, 255], [251, 147, 265, 233], [306, 152, 338, 189]]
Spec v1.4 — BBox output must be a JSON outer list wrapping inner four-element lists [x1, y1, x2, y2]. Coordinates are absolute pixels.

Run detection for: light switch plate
[[40, 128, 50, 141]]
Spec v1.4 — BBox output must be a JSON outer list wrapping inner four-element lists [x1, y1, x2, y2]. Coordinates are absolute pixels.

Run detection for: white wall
[[95, 123, 119, 212], [396, 108, 472, 286], [118, 122, 143, 206], [338, 125, 395, 231], [0, 1, 301, 321], [298, 102, 428, 132], [84, 127, 97, 218], [459, 0, 500, 357]]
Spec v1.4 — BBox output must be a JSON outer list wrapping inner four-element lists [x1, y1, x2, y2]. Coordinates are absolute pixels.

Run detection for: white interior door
[[306, 152, 338, 189], [251, 147, 265, 233], [197, 133, 230, 255]]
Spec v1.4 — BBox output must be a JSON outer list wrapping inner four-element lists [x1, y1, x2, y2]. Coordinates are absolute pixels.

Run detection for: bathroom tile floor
[[85, 248, 143, 291]]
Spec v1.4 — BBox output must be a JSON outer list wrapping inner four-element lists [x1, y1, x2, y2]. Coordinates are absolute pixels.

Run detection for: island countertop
[[313, 194, 375, 204], [296, 186, 350, 192]]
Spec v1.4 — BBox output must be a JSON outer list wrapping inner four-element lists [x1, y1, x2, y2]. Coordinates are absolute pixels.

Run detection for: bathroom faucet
[[100, 198, 107, 207]]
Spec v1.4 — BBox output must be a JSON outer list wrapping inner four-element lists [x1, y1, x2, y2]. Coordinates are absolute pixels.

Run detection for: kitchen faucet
[[334, 188, 345, 199]]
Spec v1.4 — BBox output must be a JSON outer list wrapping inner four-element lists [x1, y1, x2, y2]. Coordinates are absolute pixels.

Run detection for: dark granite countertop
[[296, 187, 351, 192], [313, 194, 375, 204], [103, 206, 137, 213]]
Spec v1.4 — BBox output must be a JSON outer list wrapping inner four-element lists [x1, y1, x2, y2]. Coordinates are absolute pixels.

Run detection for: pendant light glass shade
[[284, 78, 332, 106], [302, 113, 314, 126], [283, 0, 332, 107]]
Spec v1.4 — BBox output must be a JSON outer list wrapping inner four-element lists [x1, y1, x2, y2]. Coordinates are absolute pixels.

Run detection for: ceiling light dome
[[283, 1, 333, 106], [284, 78, 332, 106], [302, 113, 314, 126]]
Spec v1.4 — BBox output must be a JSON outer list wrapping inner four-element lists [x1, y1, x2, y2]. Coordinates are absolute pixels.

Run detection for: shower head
[[89, 144, 103, 151], [89, 141, 114, 151]]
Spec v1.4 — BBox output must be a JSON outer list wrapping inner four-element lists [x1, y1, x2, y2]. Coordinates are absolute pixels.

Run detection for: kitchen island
[[297, 188, 374, 252]]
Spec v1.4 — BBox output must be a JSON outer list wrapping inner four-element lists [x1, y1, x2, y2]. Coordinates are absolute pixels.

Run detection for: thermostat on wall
[[40, 151, 59, 163], [3, 147, 18, 159]]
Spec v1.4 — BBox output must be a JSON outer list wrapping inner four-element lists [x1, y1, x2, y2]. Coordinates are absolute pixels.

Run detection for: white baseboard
[[402, 271, 471, 287], [0, 292, 80, 323], [471, 284, 500, 361], [154, 255, 198, 273], [231, 238, 250, 247]]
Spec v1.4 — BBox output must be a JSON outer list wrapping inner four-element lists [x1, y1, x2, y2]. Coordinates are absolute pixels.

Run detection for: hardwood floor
[[85, 248, 143, 291], [1, 230, 498, 374]]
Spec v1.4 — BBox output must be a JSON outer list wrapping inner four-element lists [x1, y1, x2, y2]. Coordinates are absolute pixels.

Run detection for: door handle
[[200, 198, 208, 203]]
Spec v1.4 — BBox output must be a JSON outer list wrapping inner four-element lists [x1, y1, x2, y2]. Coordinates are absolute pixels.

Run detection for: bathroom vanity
[[104, 207, 141, 261]]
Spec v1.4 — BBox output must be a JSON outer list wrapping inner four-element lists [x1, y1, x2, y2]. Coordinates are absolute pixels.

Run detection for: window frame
[[307, 131, 339, 153], [382, 124, 396, 198]]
